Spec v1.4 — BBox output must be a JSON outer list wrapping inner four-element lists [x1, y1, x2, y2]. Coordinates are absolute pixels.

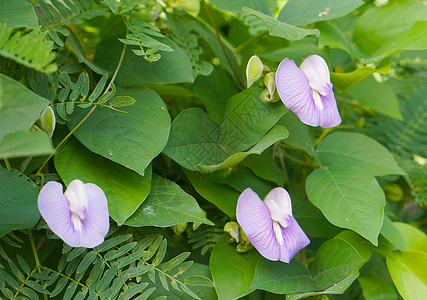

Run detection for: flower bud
[[172, 222, 188, 235], [246, 55, 264, 88], [384, 184, 403, 202], [40, 106, 56, 137], [224, 221, 240, 243]]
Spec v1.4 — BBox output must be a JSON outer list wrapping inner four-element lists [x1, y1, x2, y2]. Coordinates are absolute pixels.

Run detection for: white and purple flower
[[276, 54, 341, 128], [38, 179, 109, 248], [236, 187, 309, 263]]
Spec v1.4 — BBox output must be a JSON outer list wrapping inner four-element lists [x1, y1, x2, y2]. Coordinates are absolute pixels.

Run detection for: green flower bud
[[246, 55, 264, 88], [384, 183, 403, 202], [413, 155, 426, 167], [264, 72, 276, 97], [169, 0, 200, 17], [171, 222, 188, 235], [40, 106, 56, 137], [224, 221, 240, 243]]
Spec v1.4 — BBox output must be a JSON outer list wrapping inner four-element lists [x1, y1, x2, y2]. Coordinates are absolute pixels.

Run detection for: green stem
[[35, 43, 127, 176], [234, 31, 268, 53], [41, 266, 90, 290], [281, 149, 310, 166], [275, 144, 290, 187], [12, 268, 37, 299], [3, 158, 11, 170], [30, 235, 47, 300], [313, 128, 331, 146], [94, 17, 123, 48], [29, 232, 41, 272], [200, 0, 245, 88], [195, 16, 236, 53]]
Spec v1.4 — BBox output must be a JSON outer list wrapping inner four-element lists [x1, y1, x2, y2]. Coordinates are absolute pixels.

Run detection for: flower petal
[[276, 58, 320, 126], [318, 91, 342, 128], [64, 179, 88, 218], [236, 188, 280, 261], [299, 55, 332, 96], [263, 187, 293, 228], [278, 217, 310, 263], [38, 182, 81, 247], [78, 183, 110, 248]]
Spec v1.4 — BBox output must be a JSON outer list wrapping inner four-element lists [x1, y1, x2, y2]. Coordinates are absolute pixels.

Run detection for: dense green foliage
[[0, 0, 426, 299]]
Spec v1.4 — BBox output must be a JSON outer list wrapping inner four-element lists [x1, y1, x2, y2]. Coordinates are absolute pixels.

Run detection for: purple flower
[[38, 179, 109, 248], [236, 187, 309, 263], [276, 55, 341, 128]]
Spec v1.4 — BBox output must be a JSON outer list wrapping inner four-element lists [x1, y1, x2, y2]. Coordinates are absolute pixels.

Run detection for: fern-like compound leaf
[[0, 23, 57, 73]]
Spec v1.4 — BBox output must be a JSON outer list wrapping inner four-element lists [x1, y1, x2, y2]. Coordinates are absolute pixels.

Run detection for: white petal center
[[312, 89, 324, 111], [64, 179, 88, 220], [71, 213, 84, 232], [273, 221, 284, 245]]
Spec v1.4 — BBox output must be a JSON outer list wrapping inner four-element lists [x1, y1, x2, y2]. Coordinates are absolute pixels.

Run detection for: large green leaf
[[348, 76, 403, 120], [277, 112, 315, 156], [0, 131, 53, 159], [0, 73, 49, 141], [244, 148, 286, 186], [209, 0, 272, 15], [317, 132, 405, 176], [219, 166, 275, 200], [317, 21, 360, 58], [334, 230, 372, 264], [380, 216, 407, 251], [293, 201, 342, 238], [394, 222, 427, 252], [312, 238, 364, 291], [251, 259, 315, 294], [124, 174, 213, 227], [366, 21, 427, 63], [306, 165, 385, 245], [220, 89, 287, 152], [54, 137, 152, 225], [287, 234, 366, 299], [243, 7, 320, 41], [364, 78, 427, 205], [331, 59, 391, 91], [287, 270, 360, 300], [278, 0, 364, 26], [353, 0, 427, 57], [193, 67, 238, 124], [0, 166, 40, 237], [0, 0, 38, 29], [358, 276, 397, 300], [164, 108, 226, 170], [95, 35, 193, 86], [386, 250, 427, 300], [163, 88, 287, 172], [199, 126, 288, 172], [185, 170, 239, 218], [68, 87, 170, 176], [210, 234, 260, 300]]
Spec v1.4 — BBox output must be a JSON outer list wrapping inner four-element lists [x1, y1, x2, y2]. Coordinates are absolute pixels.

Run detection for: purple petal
[[276, 58, 320, 126], [263, 187, 293, 228], [236, 188, 280, 261], [78, 183, 110, 248], [299, 55, 332, 96], [278, 217, 310, 263], [318, 91, 342, 128], [38, 182, 81, 247]]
